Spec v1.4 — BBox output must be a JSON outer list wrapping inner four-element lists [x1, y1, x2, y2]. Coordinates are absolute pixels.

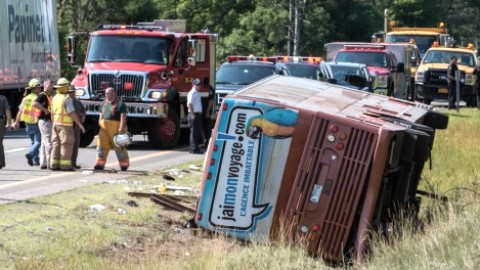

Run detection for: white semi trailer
[[0, 0, 60, 110]]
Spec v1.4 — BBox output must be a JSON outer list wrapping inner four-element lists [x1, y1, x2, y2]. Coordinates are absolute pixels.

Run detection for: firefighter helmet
[[28, 78, 42, 88], [113, 132, 133, 148], [54, 77, 70, 93]]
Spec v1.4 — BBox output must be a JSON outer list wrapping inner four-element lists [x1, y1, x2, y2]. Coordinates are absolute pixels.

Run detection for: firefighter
[[94, 87, 129, 171], [50, 78, 85, 171], [14, 78, 43, 166]]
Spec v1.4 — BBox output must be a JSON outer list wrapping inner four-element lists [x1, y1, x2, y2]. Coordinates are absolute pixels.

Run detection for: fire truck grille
[[90, 73, 145, 98], [290, 116, 376, 261]]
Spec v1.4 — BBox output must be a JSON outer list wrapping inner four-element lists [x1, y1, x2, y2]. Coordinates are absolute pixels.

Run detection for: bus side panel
[[196, 98, 300, 240]]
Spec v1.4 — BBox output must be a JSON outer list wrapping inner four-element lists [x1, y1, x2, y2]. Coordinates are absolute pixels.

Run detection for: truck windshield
[[423, 51, 475, 67], [285, 63, 320, 79], [216, 65, 276, 85], [87, 35, 170, 64], [329, 65, 368, 86], [336, 52, 387, 68], [386, 34, 437, 55]]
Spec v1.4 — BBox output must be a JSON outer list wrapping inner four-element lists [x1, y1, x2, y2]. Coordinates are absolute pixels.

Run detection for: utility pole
[[287, 0, 292, 56], [293, 0, 300, 56]]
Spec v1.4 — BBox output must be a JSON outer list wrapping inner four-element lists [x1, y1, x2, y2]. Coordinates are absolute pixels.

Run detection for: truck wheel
[[80, 129, 96, 148], [148, 109, 180, 149], [477, 90, 480, 110], [422, 98, 432, 105], [466, 94, 477, 107]]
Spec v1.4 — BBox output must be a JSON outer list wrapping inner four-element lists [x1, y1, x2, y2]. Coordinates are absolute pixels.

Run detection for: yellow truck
[[415, 45, 479, 106], [385, 24, 450, 58]]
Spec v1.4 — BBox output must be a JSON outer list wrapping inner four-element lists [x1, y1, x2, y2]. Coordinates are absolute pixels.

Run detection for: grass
[[1, 108, 480, 269]]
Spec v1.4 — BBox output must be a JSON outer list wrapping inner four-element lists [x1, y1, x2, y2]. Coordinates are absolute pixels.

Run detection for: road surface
[[0, 129, 204, 204]]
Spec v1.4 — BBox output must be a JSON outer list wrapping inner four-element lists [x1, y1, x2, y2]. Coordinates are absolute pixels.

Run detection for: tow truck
[[326, 42, 406, 97], [415, 43, 479, 106]]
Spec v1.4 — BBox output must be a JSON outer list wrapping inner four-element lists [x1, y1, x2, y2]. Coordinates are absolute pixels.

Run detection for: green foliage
[[57, 0, 480, 78]]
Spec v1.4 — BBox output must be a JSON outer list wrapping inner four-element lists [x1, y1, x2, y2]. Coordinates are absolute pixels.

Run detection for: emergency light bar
[[344, 45, 386, 50], [99, 24, 165, 31], [274, 56, 323, 64], [227, 55, 277, 63]]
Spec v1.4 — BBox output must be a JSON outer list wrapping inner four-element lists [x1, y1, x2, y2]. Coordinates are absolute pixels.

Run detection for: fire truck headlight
[[374, 75, 388, 88], [150, 91, 163, 99], [465, 74, 475, 85], [75, 89, 86, 96], [415, 71, 425, 82]]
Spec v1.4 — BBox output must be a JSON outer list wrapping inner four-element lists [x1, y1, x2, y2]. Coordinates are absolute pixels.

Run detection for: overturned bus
[[195, 75, 448, 263]]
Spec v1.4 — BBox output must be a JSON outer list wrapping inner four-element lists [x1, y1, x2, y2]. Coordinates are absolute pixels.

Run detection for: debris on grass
[[89, 204, 106, 211], [105, 179, 129, 184], [188, 164, 201, 171]]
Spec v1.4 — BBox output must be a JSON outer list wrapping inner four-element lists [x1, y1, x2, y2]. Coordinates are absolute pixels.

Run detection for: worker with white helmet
[[94, 87, 130, 171], [50, 78, 85, 171]]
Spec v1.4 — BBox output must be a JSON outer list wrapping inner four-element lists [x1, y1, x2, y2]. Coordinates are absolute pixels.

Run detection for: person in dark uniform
[[447, 56, 459, 110], [69, 86, 86, 169], [0, 94, 12, 169]]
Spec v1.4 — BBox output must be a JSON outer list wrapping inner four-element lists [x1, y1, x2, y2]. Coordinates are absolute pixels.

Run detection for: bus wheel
[[148, 109, 180, 149]]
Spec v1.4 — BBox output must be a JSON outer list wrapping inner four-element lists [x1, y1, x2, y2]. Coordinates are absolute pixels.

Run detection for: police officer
[[14, 78, 42, 166], [447, 56, 459, 110], [0, 94, 12, 169], [50, 78, 85, 171]]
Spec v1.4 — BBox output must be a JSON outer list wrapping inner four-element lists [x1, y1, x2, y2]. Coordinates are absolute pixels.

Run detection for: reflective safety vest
[[52, 94, 73, 126], [20, 93, 40, 124]]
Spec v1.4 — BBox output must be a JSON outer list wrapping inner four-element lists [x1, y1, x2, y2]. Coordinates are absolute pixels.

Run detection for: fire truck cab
[[67, 21, 218, 148]]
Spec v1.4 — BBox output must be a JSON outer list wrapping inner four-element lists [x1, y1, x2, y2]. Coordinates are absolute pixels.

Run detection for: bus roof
[[232, 75, 432, 126]]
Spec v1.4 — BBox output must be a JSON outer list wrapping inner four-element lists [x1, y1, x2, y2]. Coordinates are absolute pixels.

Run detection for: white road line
[[5, 148, 29, 153], [0, 149, 181, 190]]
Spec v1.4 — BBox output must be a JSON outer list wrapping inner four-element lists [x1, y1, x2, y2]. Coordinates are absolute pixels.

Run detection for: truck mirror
[[188, 57, 196, 67], [410, 57, 418, 67], [396, 62, 405, 73], [66, 36, 77, 65]]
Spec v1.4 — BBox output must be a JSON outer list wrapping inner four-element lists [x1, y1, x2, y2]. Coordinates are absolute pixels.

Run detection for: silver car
[[320, 61, 374, 92]]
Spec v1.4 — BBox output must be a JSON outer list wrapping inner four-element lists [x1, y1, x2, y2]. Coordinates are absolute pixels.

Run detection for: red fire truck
[[67, 20, 218, 148]]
